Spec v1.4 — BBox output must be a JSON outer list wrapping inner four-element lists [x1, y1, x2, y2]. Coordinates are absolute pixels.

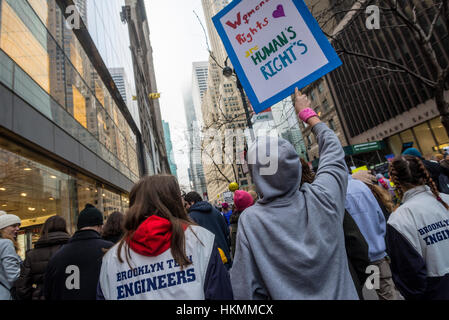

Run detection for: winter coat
[[98, 215, 233, 300], [343, 210, 370, 299], [0, 239, 21, 300], [438, 165, 449, 194], [102, 233, 123, 244], [345, 175, 387, 262], [44, 230, 113, 300], [422, 160, 443, 191], [231, 123, 359, 300], [222, 210, 232, 226], [229, 211, 241, 260], [188, 201, 232, 268], [386, 185, 449, 300], [14, 231, 70, 300]]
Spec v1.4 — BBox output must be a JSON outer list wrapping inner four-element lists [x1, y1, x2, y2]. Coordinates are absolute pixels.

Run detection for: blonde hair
[[0, 229, 20, 253]]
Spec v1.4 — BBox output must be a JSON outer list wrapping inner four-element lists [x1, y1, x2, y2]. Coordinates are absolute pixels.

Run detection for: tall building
[[183, 87, 208, 199], [271, 99, 308, 160], [200, 0, 253, 200], [192, 61, 209, 127], [0, 0, 144, 255], [323, 1, 449, 164], [299, 77, 348, 163], [298, 1, 449, 168], [108, 67, 140, 132], [162, 121, 178, 179], [123, 0, 170, 175], [73, 0, 87, 23], [109, 67, 131, 108], [293, 0, 350, 164]]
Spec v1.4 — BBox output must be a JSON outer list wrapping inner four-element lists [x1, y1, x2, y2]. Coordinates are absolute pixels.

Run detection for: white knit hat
[[0, 211, 21, 230]]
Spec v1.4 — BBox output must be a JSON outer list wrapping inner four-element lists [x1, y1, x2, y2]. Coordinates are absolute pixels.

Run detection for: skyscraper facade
[[200, 0, 253, 200], [123, 0, 170, 175], [327, 1, 449, 159], [162, 120, 178, 179], [192, 61, 209, 128], [0, 0, 143, 255], [184, 87, 208, 199]]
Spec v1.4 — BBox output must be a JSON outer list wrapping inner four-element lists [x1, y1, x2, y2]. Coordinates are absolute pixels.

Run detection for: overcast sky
[[145, 0, 210, 189]]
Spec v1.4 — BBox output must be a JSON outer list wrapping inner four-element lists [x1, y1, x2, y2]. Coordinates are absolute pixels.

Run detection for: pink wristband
[[298, 108, 318, 122]]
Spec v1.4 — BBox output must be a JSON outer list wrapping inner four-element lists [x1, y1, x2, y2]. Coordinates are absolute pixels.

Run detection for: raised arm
[[294, 88, 348, 213]]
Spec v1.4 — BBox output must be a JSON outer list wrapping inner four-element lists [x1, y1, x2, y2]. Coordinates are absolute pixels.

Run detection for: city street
[[0, 0, 448, 303]]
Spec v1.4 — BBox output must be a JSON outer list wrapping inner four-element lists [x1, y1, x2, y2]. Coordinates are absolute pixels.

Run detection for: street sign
[[344, 141, 384, 155], [212, 0, 342, 114], [254, 112, 274, 122]]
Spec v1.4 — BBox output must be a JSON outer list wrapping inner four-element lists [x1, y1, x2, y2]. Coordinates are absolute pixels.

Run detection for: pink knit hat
[[234, 190, 254, 212]]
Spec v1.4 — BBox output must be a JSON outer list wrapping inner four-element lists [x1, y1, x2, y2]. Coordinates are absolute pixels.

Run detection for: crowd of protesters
[[0, 88, 448, 300]]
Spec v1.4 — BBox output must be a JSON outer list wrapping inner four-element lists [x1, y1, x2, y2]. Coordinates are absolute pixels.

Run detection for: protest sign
[[213, 0, 342, 114]]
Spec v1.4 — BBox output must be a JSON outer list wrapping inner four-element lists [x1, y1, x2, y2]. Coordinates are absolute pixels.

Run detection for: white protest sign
[[213, 0, 342, 113]]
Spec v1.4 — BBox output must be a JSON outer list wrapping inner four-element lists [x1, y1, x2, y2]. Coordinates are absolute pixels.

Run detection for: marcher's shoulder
[[0, 238, 13, 246], [97, 239, 114, 248], [187, 225, 215, 243], [440, 193, 449, 203], [0, 238, 14, 253], [238, 205, 260, 226], [387, 204, 415, 230], [102, 242, 120, 261]]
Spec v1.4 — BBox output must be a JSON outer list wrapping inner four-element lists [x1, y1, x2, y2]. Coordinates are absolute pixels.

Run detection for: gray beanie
[[0, 210, 21, 230]]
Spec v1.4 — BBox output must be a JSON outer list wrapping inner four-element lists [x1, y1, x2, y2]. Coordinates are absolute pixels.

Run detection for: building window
[[329, 118, 335, 131], [430, 118, 449, 146], [322, 99, 329, 112], [318, 81, 324, 93], [310, 91, 316, 101], [413, 122, 438, 157]]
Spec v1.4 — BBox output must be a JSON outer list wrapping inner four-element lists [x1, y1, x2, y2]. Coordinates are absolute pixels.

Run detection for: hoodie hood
[[189, 201, 214, 214], [129, 215, 186, 257], [248, 136, 301, 204]]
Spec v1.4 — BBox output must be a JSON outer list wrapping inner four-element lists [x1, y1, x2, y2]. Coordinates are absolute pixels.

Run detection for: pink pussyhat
[[234, 190, 254, 212]]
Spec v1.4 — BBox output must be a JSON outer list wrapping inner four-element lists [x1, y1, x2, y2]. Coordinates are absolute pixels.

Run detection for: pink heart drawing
[[272, 5, 285, 18]]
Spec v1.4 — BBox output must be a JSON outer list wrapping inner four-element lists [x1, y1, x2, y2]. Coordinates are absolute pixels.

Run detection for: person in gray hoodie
[[230, 89, 358, 300]]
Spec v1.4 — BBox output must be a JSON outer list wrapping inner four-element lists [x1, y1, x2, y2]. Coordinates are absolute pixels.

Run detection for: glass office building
[[0, 0, 140, 256]]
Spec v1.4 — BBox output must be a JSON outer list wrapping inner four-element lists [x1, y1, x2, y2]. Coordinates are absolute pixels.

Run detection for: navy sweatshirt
[[188, 201, 232, 268], [386, 186, 449, 300]]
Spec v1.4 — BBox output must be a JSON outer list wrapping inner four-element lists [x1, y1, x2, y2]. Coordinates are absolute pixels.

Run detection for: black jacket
[[343, 210, 370, 300], [188, 201, 232, 268], [102, 233, 123, 244], [229, 211, 241, 260], [423, 160, 443, 192], [43, 230, 113, 300], [14, 231, 70, 300]]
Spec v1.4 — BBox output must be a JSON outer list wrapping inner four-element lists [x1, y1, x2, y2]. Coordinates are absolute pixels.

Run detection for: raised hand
[[294, 87, 311, 116]]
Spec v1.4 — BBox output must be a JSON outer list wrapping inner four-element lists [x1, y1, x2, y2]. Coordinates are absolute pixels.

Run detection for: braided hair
[[389, 155, 449, 209]]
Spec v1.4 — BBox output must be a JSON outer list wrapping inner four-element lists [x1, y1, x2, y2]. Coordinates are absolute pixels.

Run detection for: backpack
[[438, 174, 449, 194]]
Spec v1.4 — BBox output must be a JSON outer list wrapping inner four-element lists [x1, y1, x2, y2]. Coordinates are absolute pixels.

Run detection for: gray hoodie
[[230, 123, 358, 300]]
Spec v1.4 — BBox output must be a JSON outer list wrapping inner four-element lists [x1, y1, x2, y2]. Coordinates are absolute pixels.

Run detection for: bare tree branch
[[335, 47, 437, 87]]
